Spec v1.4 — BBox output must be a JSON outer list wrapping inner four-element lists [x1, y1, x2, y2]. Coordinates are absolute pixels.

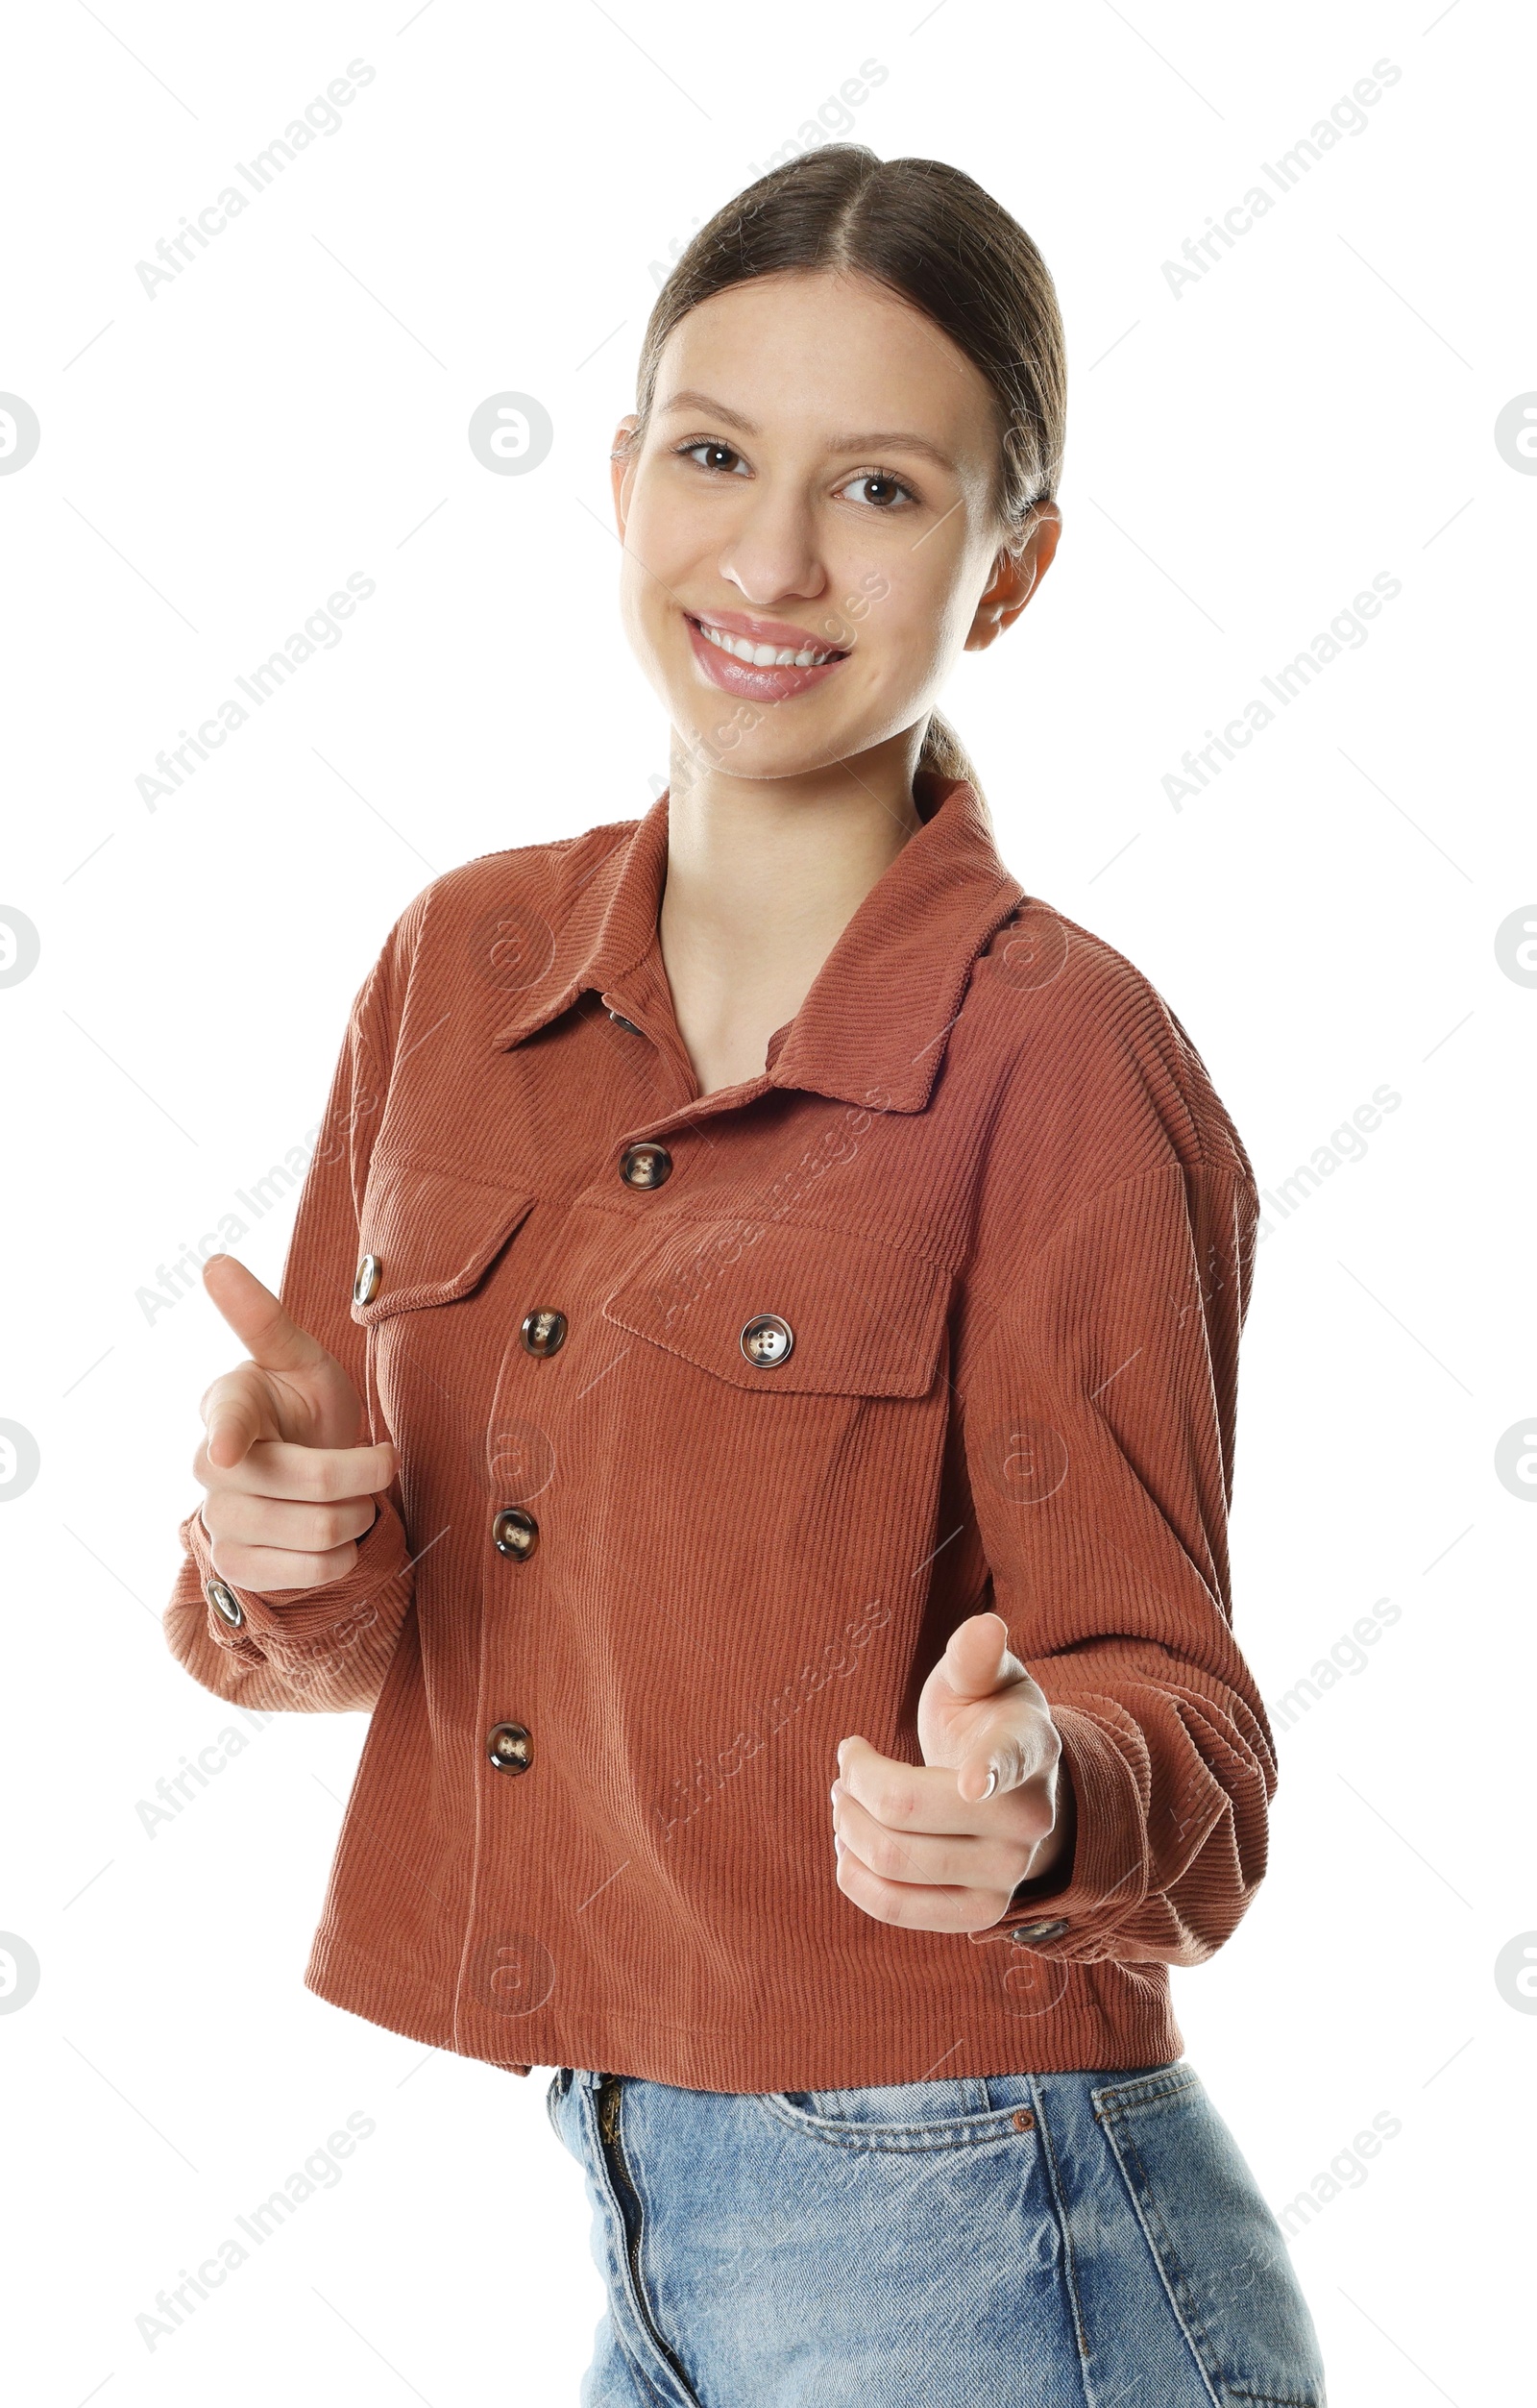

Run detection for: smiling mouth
[[687, 614, 848, 670]]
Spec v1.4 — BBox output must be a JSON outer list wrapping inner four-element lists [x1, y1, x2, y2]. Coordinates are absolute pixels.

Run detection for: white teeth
[[696, 619, 838, 669]]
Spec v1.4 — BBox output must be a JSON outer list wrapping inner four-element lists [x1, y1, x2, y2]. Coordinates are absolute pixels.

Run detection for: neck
[[655, 731, 935, 1096], [663, 732, 927, 940]]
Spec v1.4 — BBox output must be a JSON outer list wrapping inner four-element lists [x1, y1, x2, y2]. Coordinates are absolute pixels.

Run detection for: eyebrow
[[656, 388, 958, 474]]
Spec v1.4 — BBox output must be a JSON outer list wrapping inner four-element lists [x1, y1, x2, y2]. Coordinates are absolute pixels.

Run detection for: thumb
[[941, 1609, 1013, 1704], [942, 1612, 1019, 1806], [200, 1252, 339, 1454], [202, 1251, 330, 1376]]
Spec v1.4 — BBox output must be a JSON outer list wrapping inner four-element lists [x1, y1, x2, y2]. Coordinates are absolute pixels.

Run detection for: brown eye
[[838, 470, 918, 510], [679, 439, 745, 475]]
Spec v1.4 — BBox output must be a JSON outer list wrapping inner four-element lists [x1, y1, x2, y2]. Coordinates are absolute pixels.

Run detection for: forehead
[[652, 269, 997, 460]]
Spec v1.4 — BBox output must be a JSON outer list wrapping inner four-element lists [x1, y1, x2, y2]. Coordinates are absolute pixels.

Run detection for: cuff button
[[1010, 1916, 1069, 1946], [206, 1579, 244, 1630]]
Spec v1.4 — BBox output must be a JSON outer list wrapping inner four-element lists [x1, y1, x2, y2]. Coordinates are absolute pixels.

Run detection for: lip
[[690, 604, 846, 653], [683, 606, 849, 701]]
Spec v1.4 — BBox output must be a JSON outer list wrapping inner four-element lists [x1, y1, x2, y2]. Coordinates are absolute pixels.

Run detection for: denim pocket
[[759, 2075, 1037, 2152], [1091, 2066, 1327, 2407]]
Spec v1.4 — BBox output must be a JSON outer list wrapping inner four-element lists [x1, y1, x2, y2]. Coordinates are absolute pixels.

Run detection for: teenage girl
[[167, 145, 1328, 2406]]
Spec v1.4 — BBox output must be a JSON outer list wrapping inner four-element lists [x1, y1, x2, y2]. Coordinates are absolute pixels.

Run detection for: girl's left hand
[[830, 1610, 1073, 1933]]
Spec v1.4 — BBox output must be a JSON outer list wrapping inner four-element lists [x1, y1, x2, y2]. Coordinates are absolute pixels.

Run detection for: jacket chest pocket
[[352, 1160, 539, 1322], [589, 1215, 957, 1628], [351, 1160, 538, 1440], [598, 1215, 954, 1399]]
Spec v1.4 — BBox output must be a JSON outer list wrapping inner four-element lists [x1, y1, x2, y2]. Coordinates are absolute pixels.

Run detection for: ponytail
[[917, 708, 995, 835]]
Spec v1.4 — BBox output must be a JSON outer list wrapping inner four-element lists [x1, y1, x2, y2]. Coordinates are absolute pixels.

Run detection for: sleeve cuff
[[965, 1706, 1150, 1952], [180, 1497, 411, 1686]]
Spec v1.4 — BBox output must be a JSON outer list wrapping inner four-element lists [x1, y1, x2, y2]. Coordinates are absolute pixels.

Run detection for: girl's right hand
[[193, 1253, 397, 1594]]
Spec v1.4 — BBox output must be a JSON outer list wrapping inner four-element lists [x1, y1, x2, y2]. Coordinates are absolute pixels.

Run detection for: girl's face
[[610, 268, 1059, 788]]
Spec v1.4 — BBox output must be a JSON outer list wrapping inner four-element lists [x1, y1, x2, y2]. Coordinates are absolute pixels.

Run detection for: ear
[[610, 414, 642, 537], [965, 503, 1062, 652]]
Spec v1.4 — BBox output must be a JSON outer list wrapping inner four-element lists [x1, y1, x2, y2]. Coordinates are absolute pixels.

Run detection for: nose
[[717, 483, 829, 619]]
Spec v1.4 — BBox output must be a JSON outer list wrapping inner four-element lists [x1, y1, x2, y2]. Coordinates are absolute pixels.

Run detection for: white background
[[1, 2, 1531, 2400]]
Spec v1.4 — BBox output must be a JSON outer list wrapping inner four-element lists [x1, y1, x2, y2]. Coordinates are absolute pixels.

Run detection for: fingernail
[[829, 1781, 841, 1804], [981, 1766, 998, 1800]]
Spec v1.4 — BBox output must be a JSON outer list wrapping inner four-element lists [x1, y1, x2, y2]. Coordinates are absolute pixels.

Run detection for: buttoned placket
[[474, 997, 805, 1822], [468, 777, 1026, 1918]]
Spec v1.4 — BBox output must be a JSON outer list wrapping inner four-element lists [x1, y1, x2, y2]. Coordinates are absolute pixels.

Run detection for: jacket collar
[[489, 774, 1026, 1114]]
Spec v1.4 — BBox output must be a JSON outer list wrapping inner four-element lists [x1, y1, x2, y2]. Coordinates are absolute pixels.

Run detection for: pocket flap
[[353, 1160, 537, 1323], [601, 1217, 952, 1398]]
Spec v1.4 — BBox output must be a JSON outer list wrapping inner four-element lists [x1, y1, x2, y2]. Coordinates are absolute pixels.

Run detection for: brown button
[[492, 1508, 539, 1560], [620, 1141, 671, 1189], [487, 1722, 532, 1773], [206, 1578, 244, 1630], [1010, 1917, 1069, 1946], [521, 1308, 567, 1357], [354, 1253, 382, 1306], [1012, 2108, 1035, 2132], [740, 1313, 793, 1367]]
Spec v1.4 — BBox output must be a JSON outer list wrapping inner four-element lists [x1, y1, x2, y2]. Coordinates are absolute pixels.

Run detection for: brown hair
[[621, 143, 1067, 821]]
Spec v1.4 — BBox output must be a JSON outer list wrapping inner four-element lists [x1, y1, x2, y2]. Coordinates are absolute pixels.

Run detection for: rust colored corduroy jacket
[[164, 774, 1276, 2092]]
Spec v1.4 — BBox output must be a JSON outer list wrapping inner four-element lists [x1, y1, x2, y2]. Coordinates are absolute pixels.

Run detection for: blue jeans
[[547, 2058, 1327, 2405]]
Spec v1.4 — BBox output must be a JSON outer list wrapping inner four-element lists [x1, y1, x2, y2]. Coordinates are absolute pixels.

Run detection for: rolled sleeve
[[161, 933, 419, 1715], [166, 1496, 415, 1713], [961, 1160, 1276, 1960]]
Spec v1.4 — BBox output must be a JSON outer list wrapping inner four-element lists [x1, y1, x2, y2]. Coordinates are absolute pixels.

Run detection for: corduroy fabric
[[163, 774, 1275, 2091]]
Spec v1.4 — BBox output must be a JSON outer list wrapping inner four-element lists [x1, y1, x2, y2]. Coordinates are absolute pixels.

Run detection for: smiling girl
[[165, 146, 1327, 2405]]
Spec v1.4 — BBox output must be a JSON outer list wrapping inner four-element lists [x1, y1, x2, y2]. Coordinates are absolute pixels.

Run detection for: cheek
[[623, 470, 715, 579], [616, 550, 653, 648], [616, 548, 681, 683], [842, 586, 946, 704], [853, 541, 955, 644], [619, 494, 716, 654]]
